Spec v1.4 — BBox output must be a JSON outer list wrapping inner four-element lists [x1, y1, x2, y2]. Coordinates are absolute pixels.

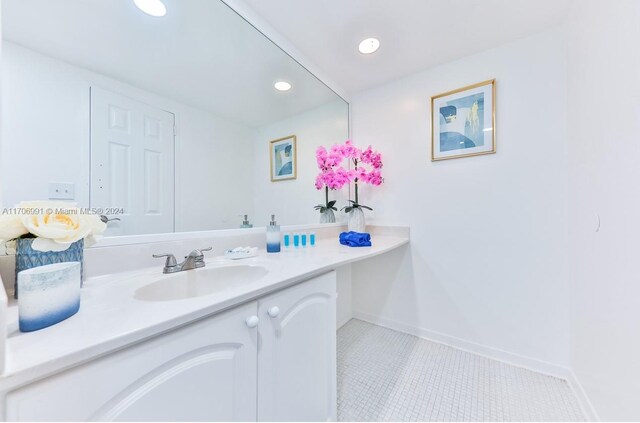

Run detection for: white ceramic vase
[[348, 207, 366, 233], [320, 209, 336, 224]]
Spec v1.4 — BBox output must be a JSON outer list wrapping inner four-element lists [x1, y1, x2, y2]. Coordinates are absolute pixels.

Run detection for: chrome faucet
[[153, 247, 212, 274]]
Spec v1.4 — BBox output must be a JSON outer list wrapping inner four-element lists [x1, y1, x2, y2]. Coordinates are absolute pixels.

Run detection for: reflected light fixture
[[134, 0, 167, 17], [274, 81, 292, 91], [358, 38, 380, 54]]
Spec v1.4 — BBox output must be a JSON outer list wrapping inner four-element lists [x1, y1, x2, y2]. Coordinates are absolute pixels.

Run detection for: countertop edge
[[0, 236, 409, 390]]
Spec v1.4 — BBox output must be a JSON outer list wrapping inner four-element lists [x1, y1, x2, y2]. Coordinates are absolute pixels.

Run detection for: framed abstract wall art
[[431, 79, 496, 161], [270, 135, 297, 181]]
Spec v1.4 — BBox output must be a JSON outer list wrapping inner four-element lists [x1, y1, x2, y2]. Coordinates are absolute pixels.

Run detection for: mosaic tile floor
[[337, 319, 585, 422]]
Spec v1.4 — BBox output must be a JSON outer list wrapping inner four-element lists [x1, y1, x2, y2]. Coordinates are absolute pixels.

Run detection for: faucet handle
[[153, 253, 178, 268], [100, 215, 121, 224], [187, 247, 213, 261]]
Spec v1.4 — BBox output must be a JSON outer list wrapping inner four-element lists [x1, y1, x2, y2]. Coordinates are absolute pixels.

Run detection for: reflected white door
[[90, 87, 175, 235]]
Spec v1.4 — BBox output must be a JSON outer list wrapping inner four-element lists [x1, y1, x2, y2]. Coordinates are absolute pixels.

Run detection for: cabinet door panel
[[257, 271, 337, 422], [5, 302, 258, 422], [95, 344, 245, 421]]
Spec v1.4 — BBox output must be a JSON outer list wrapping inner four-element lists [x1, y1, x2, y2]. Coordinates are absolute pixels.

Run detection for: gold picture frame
[[431, 79, 496, 161], [270, 135, 297, 182]]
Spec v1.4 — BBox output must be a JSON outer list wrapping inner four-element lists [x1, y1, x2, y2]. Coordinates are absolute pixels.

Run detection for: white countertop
[[0, 234, 408, 390]]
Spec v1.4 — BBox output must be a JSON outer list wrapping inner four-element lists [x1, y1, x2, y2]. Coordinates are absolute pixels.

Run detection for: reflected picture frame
[[431, 79, 496, 161], [270, 135, 297, 182]]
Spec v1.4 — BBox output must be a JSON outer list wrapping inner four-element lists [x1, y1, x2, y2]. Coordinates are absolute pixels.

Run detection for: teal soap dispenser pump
[[266, 214, 281, 253], [240, 214, 253, 228]]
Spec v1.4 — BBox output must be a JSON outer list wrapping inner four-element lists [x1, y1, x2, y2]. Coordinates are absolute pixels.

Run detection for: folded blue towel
[[339, 231, 372, 247]]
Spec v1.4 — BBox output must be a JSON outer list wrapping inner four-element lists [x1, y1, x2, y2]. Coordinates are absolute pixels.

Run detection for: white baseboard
[[352, 311, 568, 376], [565, 370, 600, 422], [351, 311, 599, 421], [337, 313, 352, 330]]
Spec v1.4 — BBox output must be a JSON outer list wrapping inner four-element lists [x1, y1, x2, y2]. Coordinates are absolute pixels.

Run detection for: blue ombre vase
[[14, 238, 84, 298], [17, 262, 81, 332]]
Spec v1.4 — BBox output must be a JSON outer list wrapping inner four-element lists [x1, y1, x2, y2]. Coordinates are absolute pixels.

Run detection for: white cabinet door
[[5, 302, 258, 422], [90, 87, 175, 236], [257, 271, 337, 422]]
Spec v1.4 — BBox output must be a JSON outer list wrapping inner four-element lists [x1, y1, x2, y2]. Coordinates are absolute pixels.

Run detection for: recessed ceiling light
[[274, 81, 292, 91], [358, 38, 380, 54], [134, 0, 167, 17]]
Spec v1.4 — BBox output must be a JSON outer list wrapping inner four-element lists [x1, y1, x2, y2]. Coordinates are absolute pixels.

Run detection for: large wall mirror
[[1, 0, 349, 238]]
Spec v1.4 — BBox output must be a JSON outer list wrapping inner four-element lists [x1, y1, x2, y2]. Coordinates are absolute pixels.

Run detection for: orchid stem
[[354, 179, 359, 206], [354, 158, 359, 206]]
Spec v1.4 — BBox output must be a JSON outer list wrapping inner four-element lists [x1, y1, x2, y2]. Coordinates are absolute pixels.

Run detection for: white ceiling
[[1, 0, 345, 127], [239, 0, 572, 95]]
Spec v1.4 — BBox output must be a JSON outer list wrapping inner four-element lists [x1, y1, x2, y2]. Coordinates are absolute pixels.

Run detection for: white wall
[[567, 1, 640, 420], [0, 8, 3, 206], [174, 106, 255, 232], [1, 42, 256, 231], [2, 42, 91, 207], [336, 264, 353, 329], [350, 28, 570, 368], [252, 101, 349, 227]]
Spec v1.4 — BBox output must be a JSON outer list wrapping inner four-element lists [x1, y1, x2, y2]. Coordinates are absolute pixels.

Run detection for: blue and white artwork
[[270, 135, 297, 181], [275, 144, 293, 176], [439, 93, 484, 151], [432, 80, 496, 161]]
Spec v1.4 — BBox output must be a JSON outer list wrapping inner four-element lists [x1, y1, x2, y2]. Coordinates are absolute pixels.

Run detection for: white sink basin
[[134, 265, 268, 302]]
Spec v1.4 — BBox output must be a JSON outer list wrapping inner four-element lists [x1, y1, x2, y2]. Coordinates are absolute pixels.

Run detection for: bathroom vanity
[[0, 229, 409, 421]]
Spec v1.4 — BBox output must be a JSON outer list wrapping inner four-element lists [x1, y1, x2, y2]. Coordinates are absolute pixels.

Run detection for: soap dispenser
[[240, 214, 253, 228], [266, 214, 281, 253]]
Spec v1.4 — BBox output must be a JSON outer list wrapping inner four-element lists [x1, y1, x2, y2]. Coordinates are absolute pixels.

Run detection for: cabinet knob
[[245, 315, 259, 328], [267, 306, 280, 318]]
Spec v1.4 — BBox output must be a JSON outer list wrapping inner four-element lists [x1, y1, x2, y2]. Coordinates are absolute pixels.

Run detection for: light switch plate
[[48, 182, 75, 200]]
